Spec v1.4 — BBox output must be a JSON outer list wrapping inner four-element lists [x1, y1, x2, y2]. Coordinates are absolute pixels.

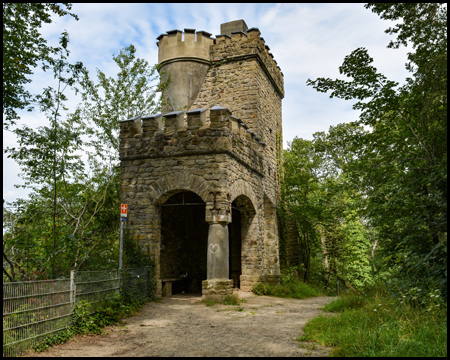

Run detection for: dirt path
[[24, 291, 336, 357]]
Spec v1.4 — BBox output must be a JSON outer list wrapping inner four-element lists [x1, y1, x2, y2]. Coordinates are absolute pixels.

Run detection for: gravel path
[[24, 291, 336, 357]]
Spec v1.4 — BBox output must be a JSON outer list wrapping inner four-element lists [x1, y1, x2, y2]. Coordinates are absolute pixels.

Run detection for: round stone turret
[[157, 29, 214, 112]]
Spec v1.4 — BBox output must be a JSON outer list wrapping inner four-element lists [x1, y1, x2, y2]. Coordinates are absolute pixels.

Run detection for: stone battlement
[[157, 29, 214, 65], [119, 106, 265, 175], [212, 27, 284, 98]]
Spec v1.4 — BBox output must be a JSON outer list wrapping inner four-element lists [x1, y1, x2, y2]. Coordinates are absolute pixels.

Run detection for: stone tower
[[119, 20, 284, 300]]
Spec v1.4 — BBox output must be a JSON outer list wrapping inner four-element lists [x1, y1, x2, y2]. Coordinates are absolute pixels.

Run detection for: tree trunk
[[370, 237, 378, 272], [3, 250, 16, 282], [300, 230, 311, 282], [320, 227, 330, 289]]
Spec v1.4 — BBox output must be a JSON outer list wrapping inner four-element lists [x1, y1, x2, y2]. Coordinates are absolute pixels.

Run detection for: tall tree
[[3, 3, 78, 129], [307, 3, 447, 299], [280, 137, 321, 283], [5, 31, 86, 278], [281, 120, 384, 291], [3, 44, 166, 281], [75, 44, 166, 161]]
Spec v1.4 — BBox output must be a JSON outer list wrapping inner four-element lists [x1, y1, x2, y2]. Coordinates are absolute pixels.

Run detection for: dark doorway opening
[[160, 191, 208, 294], [229, 200, 242, 288]]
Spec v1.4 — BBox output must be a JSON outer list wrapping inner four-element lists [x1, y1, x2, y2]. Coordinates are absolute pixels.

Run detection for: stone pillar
[[207, 222, 229, 279], [202, 221, 233, 301]]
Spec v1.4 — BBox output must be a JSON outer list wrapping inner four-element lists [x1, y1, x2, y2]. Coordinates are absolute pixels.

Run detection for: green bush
[[33, 294, 148, 353], [222, 294, 243, 306], [252, 269, 321, 299], [252, 282, 273, 296]]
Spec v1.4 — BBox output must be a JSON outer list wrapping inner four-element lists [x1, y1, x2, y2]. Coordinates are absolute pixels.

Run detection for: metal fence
[[121, 267, 149, 300], [74, 269, 120, 314], [2, 279, 72, 357], [3, 267, 150, 357]]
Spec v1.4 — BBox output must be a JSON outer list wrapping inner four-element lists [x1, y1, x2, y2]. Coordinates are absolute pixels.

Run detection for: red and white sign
[[121, 204, 128, 218]]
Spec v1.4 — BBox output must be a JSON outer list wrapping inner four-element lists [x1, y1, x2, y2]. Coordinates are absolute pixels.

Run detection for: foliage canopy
[[302, 3, 447, 299], [3, 3, 78, 129]]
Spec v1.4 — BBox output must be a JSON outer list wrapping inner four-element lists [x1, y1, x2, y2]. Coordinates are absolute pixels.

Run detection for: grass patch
[[203, 300, 218, 306], [202, 294, 247, 307], [252, 276, 322, 299], [299, 288, 447, 357], [322, 292, 366, 312], [222, 294, 245, 306]]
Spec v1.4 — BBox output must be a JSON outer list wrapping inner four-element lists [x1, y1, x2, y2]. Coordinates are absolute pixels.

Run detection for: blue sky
[[3, 3, 411, 206]]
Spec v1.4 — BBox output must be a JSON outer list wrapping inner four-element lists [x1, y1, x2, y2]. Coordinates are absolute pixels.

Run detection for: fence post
[[70, 270, 76, 310], [117, 268, 122, 299], [119, 220, 124, 270], [145, 266, 149, 298]]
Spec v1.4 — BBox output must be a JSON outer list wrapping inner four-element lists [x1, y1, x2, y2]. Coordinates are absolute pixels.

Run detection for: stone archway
[[229, 203, 242, 288], [229, 194, 257, 292], [159, 191, 208, 295], [148, 171, 214, 206], [229, 179, 258, 209], [146, 172, 216, 296]]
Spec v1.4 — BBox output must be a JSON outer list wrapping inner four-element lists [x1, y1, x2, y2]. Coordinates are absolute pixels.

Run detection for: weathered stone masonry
[[119, 20, 284, 300]]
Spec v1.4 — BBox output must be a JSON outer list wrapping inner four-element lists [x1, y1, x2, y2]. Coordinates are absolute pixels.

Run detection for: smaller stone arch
[[233, 194, 256, 215], [228, 187, 260, 291], [229, 179, 258, 213]]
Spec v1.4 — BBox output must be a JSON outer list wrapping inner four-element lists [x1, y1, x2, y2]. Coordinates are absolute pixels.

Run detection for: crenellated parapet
[[119, 106, 265, 176], [157, 29, 214, 66], [212, 28, 284, 98]]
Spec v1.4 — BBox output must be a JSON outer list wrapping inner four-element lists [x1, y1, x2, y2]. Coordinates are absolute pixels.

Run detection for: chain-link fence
[[3, 267, 150, 357]]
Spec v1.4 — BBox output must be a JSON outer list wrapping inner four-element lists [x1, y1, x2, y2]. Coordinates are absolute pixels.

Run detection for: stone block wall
[[120, 21, 284, 298]]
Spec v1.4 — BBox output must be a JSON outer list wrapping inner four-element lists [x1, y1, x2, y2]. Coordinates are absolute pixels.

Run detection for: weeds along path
[[24, 291, 337, 357]]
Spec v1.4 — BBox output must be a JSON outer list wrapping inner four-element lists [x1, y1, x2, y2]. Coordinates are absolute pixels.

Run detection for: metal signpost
[[119, 204, 127, 270]]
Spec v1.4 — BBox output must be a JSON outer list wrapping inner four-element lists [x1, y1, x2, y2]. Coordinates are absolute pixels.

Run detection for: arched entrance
[[229, 204, 241, 288], [160, 191, 208, 295], [229, 195, 257, 290]]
